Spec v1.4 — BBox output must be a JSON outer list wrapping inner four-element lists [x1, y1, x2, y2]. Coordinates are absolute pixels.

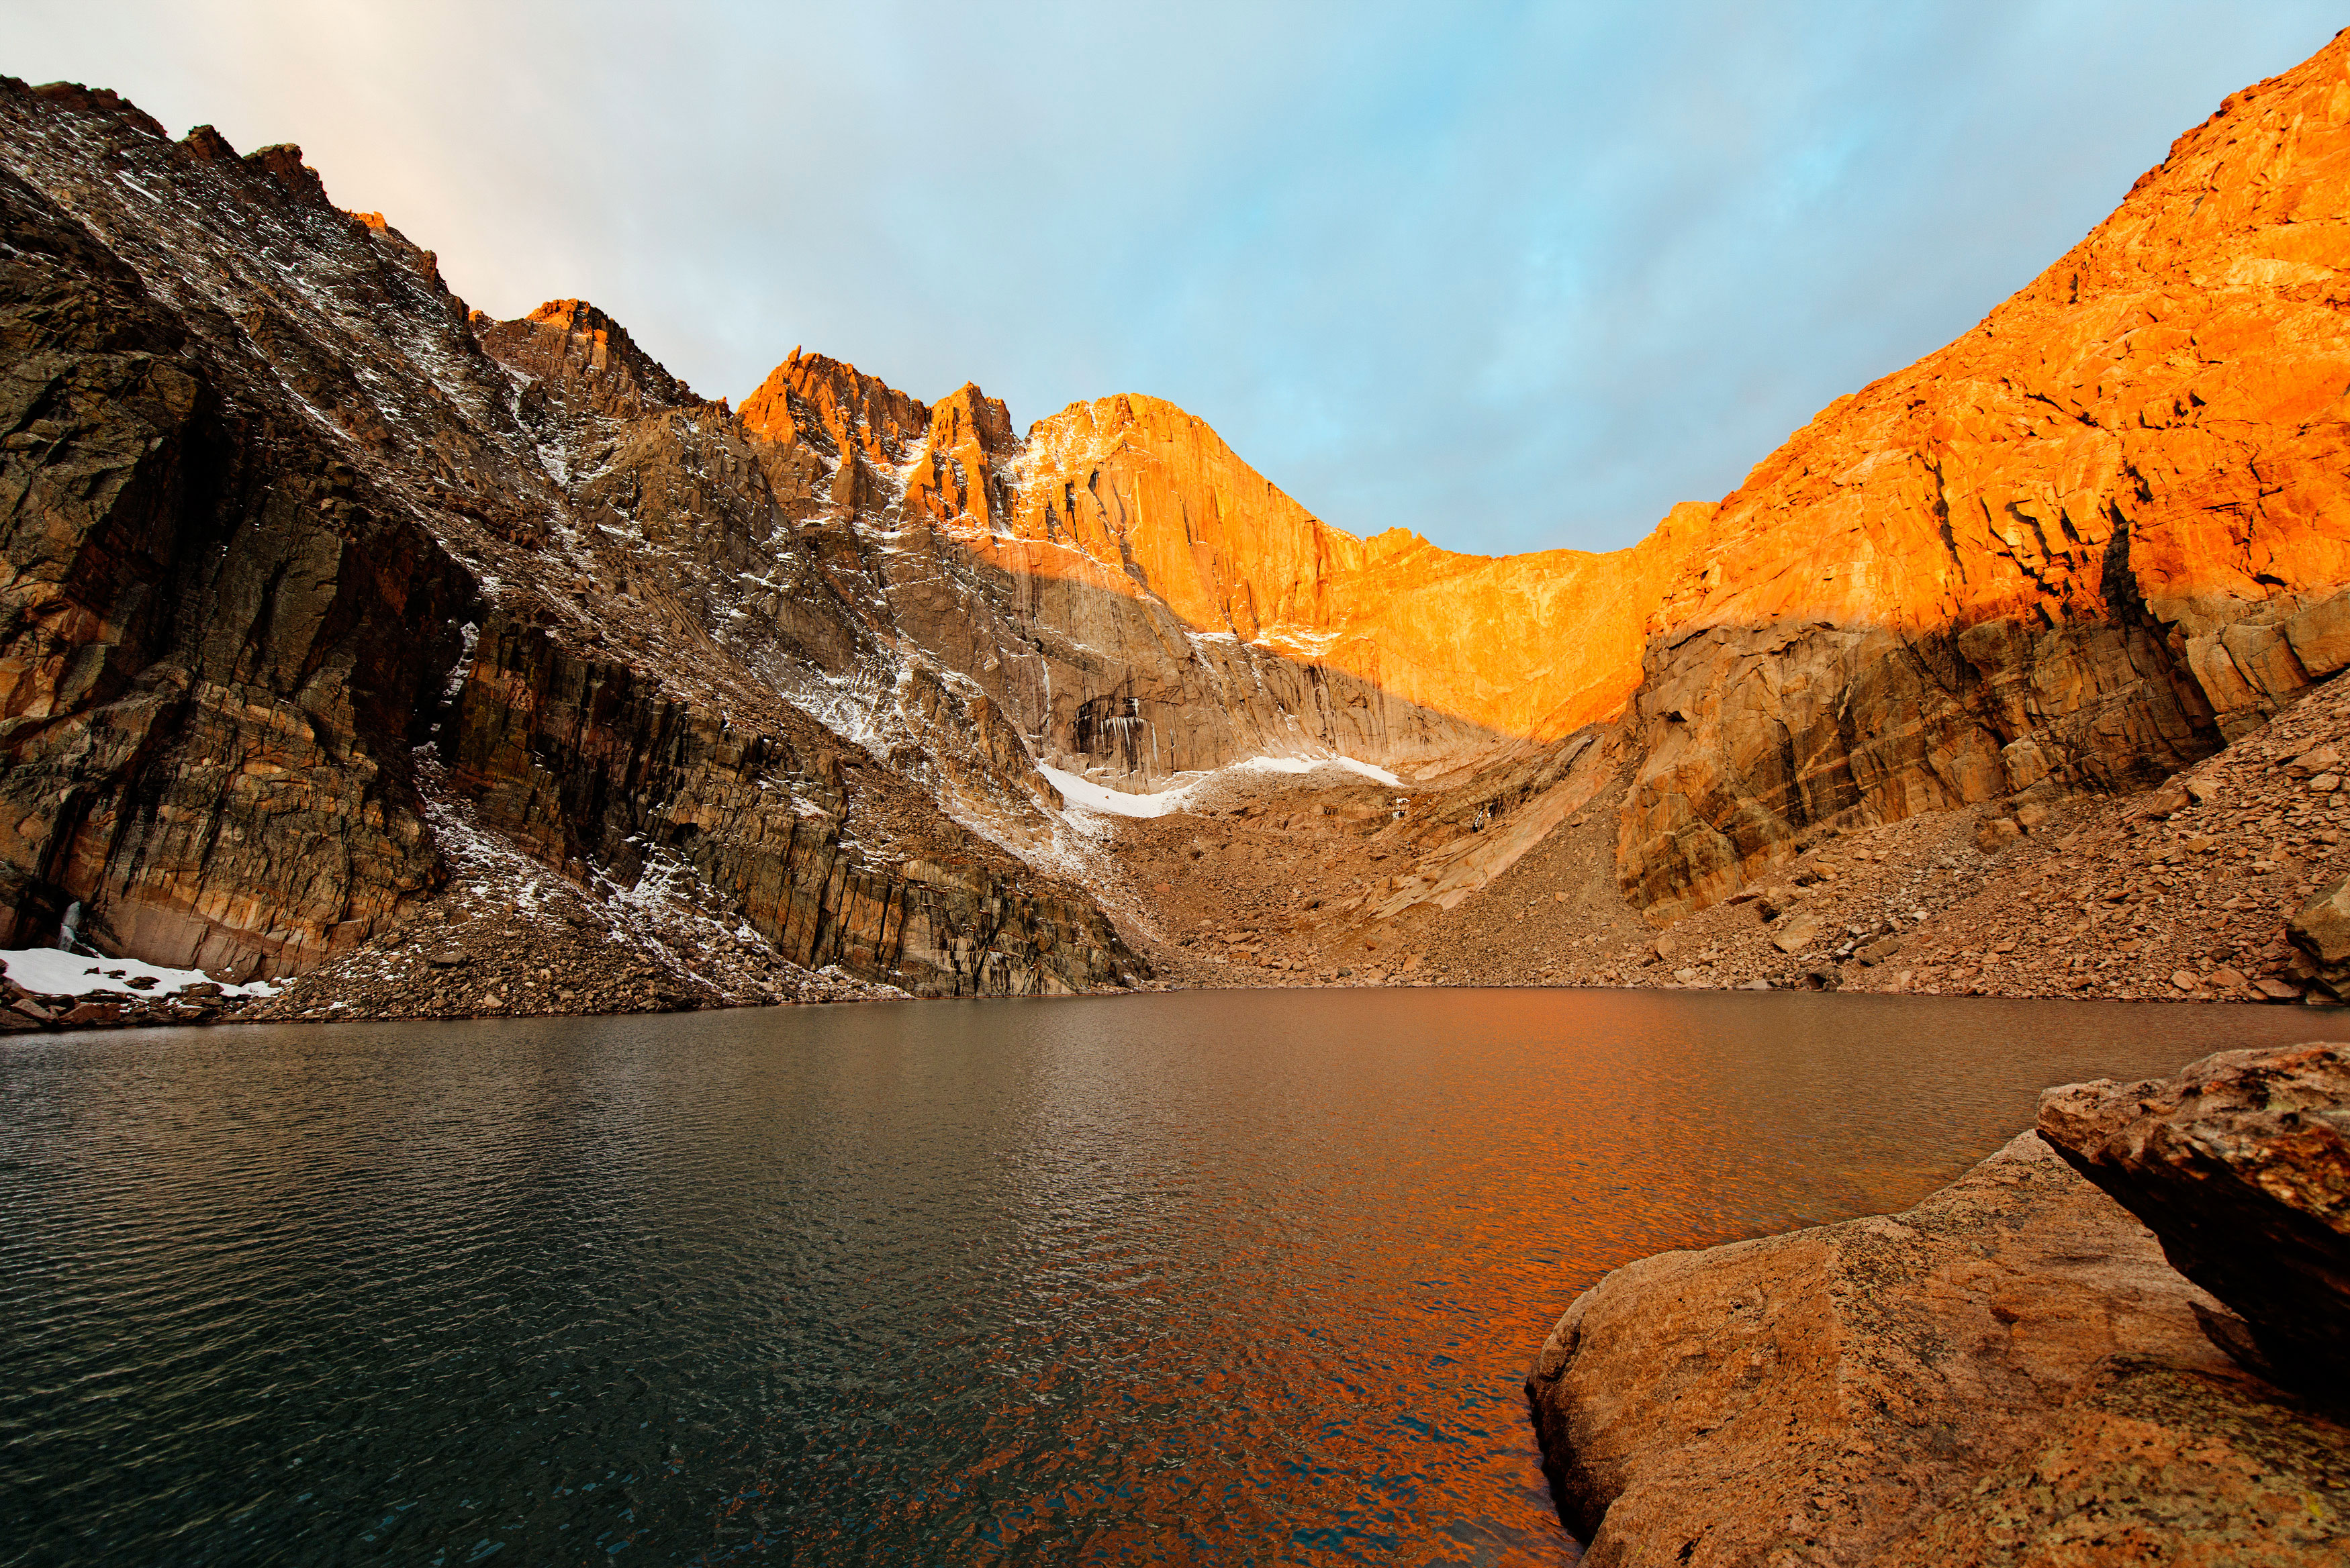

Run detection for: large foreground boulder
[[1525, 1128, 2350, 1566], [2036, 1042, 2350, 1401]]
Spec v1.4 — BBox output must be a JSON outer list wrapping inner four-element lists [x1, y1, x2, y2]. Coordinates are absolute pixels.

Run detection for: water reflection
[[0, 989, 2314, 1565]]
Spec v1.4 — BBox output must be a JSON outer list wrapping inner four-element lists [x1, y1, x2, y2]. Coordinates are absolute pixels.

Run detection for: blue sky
[[13, 2, 2342, 556]]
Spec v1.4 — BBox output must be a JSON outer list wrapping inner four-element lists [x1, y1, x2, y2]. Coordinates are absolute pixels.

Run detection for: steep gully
[[7, 34, 2350, 1015]]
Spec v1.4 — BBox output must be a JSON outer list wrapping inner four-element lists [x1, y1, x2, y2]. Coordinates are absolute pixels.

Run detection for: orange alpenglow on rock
[[751, 373, 1715, 750], [714, 34, 2350, 869], [987, 395, 1711, 743], [1613, 31, 2350, 915]]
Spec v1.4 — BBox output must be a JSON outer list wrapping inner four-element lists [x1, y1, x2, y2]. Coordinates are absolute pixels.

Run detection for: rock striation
[[1527, 1102, 2350, 1565], [2038, 1042, 2350, 1401]]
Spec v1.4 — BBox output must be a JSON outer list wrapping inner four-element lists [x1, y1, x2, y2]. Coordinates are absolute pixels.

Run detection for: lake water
[[0, 990, 2323, 1565]]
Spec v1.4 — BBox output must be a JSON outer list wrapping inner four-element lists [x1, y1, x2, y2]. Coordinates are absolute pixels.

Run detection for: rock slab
[[1525, 1130, 2350, 1567], [2037, 1042, 2350, 1401]]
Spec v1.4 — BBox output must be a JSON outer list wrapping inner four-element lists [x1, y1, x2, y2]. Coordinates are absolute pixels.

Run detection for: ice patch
[[1039, 766, 1197, 819], [1, 948, 279, 999], [1039, 752, 1403, 820]]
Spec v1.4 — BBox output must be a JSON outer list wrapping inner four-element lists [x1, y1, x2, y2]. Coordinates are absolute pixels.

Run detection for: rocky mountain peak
[[477, 297, 697, 422], [928, 383, 1017, 464], [900, 383, 1019, 534], [23, 80, 166, 140], [179, 123, 238, 163], [741, 348, 932, 467], [244, 142, 330, 206]]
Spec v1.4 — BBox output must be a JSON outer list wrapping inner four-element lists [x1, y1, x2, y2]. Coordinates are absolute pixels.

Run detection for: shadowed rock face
[[1525, 1130, 2350, 1567], [0, 77, 1139, 995], [2037, 1042, 2350, 1402], [0, 152, 474, 976], [444, 616, 1131, 997]]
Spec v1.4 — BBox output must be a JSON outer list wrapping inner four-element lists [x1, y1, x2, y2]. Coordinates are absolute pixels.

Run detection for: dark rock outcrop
[[2037, 1042, 2350, 1400], [447, 616, 1133, 996], [1526, 1128, 2350, 1566]]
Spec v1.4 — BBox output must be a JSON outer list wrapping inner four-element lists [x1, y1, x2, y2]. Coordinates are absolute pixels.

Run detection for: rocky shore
[[1527, 1044, 2350, 1565]]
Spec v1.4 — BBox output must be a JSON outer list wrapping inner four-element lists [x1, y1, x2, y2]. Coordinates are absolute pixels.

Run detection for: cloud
[[10, 1, 2343, 554]]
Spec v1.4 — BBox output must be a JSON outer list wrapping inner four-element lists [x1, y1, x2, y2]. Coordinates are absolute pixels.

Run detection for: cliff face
[[0, 123, 475, 977], [0, 79, 1133, 995], [1617, 32, 2350, 914]]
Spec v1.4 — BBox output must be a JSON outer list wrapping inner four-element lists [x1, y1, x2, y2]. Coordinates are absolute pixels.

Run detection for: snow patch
[[1039, 765, 1194, 819], [1039, 752, 1403, 820], [1, 948, 279, 999], [1239, 754, 1404, 787]]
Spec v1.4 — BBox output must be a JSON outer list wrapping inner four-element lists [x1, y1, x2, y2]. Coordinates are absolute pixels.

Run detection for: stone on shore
[[1525, 1128, 2350, 1566], [2036, 1042, 2350, 1401]]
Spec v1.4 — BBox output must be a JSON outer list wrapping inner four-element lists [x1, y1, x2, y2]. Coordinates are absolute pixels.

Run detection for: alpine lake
[[2, 989, 2323, 1565]]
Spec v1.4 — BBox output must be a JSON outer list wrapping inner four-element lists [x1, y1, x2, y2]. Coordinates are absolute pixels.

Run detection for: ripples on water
[[0, 989, 2316, 1565]]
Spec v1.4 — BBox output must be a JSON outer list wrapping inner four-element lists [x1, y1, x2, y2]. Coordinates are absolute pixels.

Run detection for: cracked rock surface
[[1527, 1124, 2350, 1567], [2039, 1042, 2350, 1402]]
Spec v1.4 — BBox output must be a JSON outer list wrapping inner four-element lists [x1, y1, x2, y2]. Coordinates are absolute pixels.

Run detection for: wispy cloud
[[13, 1, 2341, 554]]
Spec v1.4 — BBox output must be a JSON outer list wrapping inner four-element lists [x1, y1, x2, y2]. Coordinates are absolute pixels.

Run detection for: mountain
[[1617, 34, 2350, 914], [3, 34, 2349, 1014]]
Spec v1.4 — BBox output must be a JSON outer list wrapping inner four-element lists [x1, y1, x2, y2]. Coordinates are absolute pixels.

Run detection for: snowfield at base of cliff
[[0, 950, 279, 999]]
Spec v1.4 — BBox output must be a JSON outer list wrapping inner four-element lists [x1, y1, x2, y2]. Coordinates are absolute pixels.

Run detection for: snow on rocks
[[1, 948, 277, 1000], [1041, 753, 1405, 821], [1, 949, 275, 1032]]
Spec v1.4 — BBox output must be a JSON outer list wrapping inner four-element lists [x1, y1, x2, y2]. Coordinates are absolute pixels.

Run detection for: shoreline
[[3, 968, 2326, 1035]]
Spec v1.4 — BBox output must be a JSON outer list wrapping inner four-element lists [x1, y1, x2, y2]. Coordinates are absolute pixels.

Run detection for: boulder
[[2288, 880, 2350, 995], [1769, 911, 1821, 953], [1973, 816, 2023, 854], [1526, 1131, 2350, 1567], [2036, 1043, 2350, 1402], [2288, 746, 2343, 780]]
